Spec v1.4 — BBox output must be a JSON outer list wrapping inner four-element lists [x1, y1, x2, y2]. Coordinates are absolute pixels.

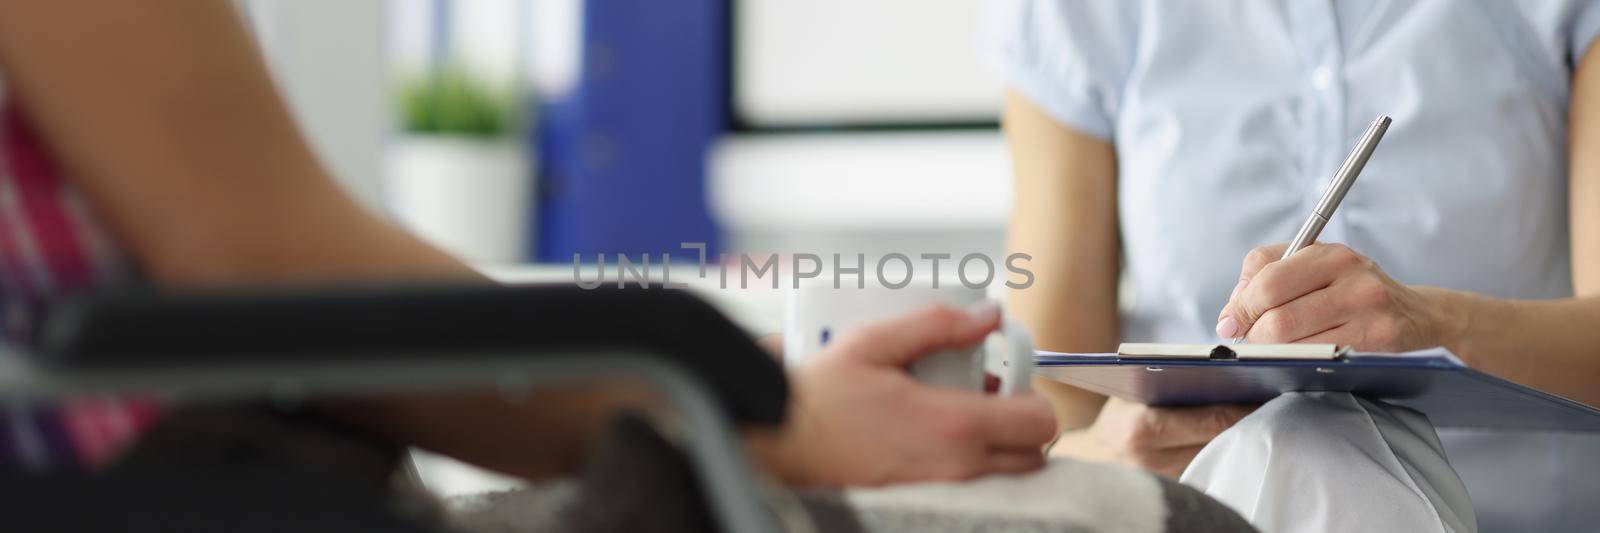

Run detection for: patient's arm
[[0, 1, 1056, 484], [0, 0, 468, 285], [0, 0, 631, 479]]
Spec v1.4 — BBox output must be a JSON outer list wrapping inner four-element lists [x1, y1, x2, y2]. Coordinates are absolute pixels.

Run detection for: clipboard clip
[[1116, 343, 1349, 361]]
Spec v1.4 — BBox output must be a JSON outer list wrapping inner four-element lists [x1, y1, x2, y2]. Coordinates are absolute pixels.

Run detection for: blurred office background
[[242, 0, 1008, 269], [238, 0, 1008, 496]]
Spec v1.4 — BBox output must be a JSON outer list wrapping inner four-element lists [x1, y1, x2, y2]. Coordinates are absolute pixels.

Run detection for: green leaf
[[396, 64, 517, 137]]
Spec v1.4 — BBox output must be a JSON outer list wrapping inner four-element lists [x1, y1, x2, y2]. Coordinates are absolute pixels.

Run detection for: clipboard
[[1034, 343, 1600, 432]]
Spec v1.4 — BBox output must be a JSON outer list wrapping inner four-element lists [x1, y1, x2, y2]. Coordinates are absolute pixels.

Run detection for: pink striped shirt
[[0, 102, 161, 470]]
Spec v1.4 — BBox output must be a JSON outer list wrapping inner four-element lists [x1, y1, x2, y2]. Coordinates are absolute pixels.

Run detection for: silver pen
[[1234, 115, 1391, 342], [1281, 115, 1392, 259]]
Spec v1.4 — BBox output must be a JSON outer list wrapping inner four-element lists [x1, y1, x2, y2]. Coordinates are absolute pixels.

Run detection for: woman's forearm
[[1427, 45, 1600, 405], [1448, 293, 1600, 405], [1001, 91, 1122, 430]]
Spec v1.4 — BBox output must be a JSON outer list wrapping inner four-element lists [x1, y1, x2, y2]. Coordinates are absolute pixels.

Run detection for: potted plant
[[386, 66, 530, 264]]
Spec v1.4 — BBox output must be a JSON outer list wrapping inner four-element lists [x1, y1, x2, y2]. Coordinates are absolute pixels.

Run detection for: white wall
[[709, 131, 1011, 260], [389, 0, 535, 84], [390, 0, 560, 96], [241, 0, 389, 209], [734, 0, 1002, 126], [718, 1, 1012, 257]]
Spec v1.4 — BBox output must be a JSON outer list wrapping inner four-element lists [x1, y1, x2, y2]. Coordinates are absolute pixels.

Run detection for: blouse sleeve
[[1575, 0, 1600, 64], [979, 0, 1138, 140]]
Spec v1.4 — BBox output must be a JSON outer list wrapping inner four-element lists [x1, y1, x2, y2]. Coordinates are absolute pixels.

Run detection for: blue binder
[[535, 0, 727, 262], [1036, 345, 1600, 432]]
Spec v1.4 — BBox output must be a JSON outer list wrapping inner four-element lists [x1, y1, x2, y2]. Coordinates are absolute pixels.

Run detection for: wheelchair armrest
[[32, 283, 787, 426]]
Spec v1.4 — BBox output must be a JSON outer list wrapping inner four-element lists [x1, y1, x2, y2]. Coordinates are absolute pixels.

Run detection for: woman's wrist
[[1417, 286, 1501, 366]]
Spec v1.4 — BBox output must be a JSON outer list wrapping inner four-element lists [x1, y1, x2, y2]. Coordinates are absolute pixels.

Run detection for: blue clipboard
[[1034, 344, 1600, 432]]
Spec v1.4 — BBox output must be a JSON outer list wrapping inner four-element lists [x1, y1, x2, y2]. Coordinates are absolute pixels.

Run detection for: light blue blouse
[[984, 1, 1600, 530]]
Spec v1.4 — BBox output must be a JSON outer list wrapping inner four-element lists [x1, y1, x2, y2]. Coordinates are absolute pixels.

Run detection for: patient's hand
[[1053, 398, 1255, 478], [1214, 242, 1467, 351], [750, 304, 1058, 487]]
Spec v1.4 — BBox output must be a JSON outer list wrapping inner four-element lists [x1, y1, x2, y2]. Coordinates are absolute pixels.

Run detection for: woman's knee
[[1225, 392, 1374, 447]]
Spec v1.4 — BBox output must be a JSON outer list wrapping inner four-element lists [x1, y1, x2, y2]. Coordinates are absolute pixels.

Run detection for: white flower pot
[[385, 136, 531, 265]]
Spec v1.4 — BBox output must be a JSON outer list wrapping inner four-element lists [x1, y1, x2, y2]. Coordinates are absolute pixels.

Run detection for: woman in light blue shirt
[[987, 1, 1600, 530]]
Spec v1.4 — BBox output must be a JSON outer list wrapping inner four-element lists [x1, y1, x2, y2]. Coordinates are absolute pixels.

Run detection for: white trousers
[[1181, 392, 1477, 533]]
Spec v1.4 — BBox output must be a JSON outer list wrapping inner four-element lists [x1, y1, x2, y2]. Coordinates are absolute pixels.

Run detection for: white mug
[[783, 277, 1034, 395]]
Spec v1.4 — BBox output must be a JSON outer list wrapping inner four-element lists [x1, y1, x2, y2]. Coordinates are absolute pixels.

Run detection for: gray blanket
[[117, 406, 1253, 533], [448, 414, 1255, 533]]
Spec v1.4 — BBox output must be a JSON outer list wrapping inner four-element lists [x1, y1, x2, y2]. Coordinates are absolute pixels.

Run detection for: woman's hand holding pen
[[1215, 242, 1472, 352], [1055, 242, 1474, 479]]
